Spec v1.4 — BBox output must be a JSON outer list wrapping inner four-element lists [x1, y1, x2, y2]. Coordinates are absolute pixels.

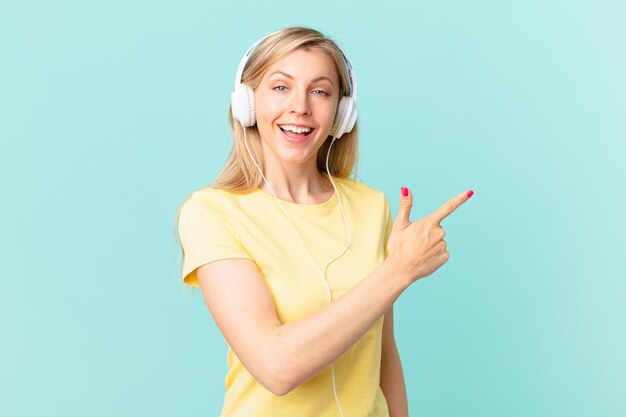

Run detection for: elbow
[[247, 327, 302, 396], [257, 358, 301, 397], [261, 360, 296, 397], [267, 383, 292, 397]]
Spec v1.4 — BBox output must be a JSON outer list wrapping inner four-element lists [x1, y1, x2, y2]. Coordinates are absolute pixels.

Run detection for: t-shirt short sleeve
[[177, 195, 251, 287]]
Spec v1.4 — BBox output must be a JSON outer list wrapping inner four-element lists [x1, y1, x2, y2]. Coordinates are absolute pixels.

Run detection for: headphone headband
[[233, 31, 279, 90]]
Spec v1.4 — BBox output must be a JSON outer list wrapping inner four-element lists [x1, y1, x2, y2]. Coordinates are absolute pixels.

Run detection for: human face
[[254, 47, 340, 169]]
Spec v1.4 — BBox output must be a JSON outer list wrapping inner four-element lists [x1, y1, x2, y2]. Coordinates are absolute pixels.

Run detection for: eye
[[312, 89, 329, 96], [273, 85, 288, 92]]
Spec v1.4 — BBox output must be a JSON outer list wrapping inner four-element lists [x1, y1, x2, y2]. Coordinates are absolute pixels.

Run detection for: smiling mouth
[[278, 124, 316, 140], [279, 124, 313, 133]]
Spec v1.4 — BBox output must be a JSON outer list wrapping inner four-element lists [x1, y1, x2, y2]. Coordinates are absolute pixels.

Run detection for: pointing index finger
[[430, 190, 474, 224]]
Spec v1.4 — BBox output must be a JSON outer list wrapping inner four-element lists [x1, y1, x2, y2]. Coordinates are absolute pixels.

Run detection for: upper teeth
[[281, 125, 311, 133]]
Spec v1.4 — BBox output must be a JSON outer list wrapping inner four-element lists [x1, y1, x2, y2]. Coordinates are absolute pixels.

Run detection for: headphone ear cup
[[331, 97, 348, 138], [231, 83, 255, 127], [344, 100, 357, 133], [331, 96, 357, 138]]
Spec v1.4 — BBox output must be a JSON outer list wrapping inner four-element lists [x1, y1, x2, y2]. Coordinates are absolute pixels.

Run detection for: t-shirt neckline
[[253, 178, 341, 215]]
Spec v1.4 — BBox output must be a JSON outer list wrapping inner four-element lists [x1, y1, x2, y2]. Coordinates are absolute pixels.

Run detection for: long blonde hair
[[173, 27, 359, 282]]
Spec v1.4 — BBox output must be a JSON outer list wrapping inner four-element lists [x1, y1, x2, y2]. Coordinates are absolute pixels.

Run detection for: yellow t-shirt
[[177, 176, 393, 417]]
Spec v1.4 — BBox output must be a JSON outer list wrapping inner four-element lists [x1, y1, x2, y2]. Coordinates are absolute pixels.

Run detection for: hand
[[386, 187, 474, 285]]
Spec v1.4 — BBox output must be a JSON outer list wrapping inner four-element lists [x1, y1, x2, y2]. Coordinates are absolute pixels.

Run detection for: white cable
[[243, 127, 349, 417]]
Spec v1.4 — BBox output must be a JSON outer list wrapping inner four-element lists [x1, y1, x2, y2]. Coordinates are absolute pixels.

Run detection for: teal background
[[1, 0, 624, 415]]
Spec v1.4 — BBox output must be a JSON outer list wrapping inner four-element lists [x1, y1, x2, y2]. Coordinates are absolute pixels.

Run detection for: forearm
[[270, 259, 409, 394], [380, 343, 409, 417]]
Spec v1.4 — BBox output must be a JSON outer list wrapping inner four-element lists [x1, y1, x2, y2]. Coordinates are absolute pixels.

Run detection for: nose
[[289, 88, 311, 116]]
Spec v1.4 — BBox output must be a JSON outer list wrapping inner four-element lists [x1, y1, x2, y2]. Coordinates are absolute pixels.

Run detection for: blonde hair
[[173, 26, 359, 283]]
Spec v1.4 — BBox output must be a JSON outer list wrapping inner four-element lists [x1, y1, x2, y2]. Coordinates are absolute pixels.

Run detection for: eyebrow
[[268, 70, 335, 86]]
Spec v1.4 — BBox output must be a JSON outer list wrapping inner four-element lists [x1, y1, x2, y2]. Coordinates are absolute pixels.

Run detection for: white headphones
[[230, 31, 358, 139]]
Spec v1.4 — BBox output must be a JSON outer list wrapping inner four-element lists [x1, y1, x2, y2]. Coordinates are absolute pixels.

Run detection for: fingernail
[[467, 190, 474, 198], [401, 187, 408, 197]]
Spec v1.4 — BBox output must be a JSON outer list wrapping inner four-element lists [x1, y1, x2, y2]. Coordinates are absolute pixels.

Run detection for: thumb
[[394, 186, 413, 230]]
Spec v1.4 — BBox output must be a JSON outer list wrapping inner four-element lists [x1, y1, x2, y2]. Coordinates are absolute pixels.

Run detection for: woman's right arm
[[197, 188, 472, 396]]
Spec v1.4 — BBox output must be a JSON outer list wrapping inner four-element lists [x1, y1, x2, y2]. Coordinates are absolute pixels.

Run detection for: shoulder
[[181, 186, 252, 210], [336, 176, 388, 205], [177, 186, 254, 229], [189, 185, 247, 202]]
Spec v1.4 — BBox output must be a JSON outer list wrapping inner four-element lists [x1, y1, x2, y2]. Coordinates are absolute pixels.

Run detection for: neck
[[260, 164, 333, 204]]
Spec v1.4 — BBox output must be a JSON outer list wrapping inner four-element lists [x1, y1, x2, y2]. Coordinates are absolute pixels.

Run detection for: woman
[[176, 26, 473, 417]]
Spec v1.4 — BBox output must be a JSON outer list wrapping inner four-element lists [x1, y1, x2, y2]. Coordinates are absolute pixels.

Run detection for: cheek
[[255, 92, 281, 122], [322, 102, 339, 126]]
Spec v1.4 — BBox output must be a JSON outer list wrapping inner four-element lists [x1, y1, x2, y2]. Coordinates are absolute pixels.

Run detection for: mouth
[[277, 124, 316, 143]]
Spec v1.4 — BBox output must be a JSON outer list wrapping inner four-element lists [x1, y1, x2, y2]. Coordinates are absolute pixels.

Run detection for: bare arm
[[197, 256, 408, 396], [380, 306, 409, 417]]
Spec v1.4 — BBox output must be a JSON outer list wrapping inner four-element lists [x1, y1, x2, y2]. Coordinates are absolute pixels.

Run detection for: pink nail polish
[[401, 187, 408, 197], [467, 190, 474, 198]]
